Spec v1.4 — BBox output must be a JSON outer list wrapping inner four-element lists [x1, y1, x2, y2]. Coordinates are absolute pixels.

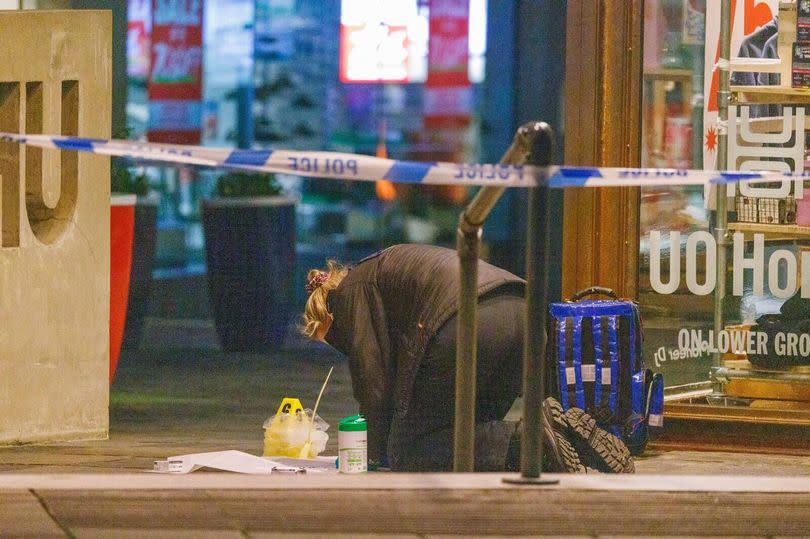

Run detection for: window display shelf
[[641, 68, 693, 168], [643, 67, 693, 82], [664, 398, 810, 426], [729, 57, 782, 73], [713, 363, 810, 405], [665, 362, 810, 429], [727, 221, 810, 240], [738, 114, 803, 133], [665, 399, 810, 425], [731, 85, 810, 104], [718, 360, 810, 379]]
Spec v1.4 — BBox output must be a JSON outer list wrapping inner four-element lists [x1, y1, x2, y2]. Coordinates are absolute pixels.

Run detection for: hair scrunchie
[[305, 271, 331, 294]]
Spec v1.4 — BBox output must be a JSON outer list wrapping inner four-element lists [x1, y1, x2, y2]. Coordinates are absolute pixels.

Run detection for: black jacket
[[325, 244, 525, 461]]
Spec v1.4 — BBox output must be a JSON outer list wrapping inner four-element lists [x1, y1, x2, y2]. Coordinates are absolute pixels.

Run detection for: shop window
[[125, 0, 497, 282], [641, 1, 810, 421], [251, 0, 489, 265]]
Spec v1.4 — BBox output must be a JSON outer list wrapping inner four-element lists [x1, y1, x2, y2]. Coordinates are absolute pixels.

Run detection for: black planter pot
[[122, 193, 159, 349], [202, 196, 297, 352]]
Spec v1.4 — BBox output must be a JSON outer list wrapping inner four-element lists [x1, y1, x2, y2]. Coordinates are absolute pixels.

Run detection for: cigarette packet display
[[799, 0, 810, 43], [792, 43, 810, 88]]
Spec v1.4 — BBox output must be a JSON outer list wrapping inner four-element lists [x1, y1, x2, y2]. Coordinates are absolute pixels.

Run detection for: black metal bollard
[[503, 122, 558, 484], [454, 121, 557, 483]]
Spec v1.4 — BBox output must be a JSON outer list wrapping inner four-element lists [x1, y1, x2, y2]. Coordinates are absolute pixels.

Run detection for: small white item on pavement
[[270, 455, 338, 471]]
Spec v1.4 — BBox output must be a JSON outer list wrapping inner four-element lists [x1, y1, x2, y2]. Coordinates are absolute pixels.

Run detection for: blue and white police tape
[[0, 132, 802, 189]]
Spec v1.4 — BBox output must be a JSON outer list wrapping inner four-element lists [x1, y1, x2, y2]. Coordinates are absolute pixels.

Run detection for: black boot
[[543, 397, 635, 473], [505, 404, 586, 473]]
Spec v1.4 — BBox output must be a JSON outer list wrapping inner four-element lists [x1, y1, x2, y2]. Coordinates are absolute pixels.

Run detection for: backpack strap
[[556, 317, 570, 410], [572, 316, 586, 409], [591, 316, 608, 410], [606, 315, 620, 418]]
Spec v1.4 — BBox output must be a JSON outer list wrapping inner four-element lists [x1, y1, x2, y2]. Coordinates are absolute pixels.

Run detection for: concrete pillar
[[0, 10, 111, 444]]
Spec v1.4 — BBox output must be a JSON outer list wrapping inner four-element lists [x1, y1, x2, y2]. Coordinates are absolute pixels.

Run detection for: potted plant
[[202, 171, 297, 351]]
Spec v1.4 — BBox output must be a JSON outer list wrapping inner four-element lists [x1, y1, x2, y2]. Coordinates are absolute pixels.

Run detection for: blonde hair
[[301, 260, 348, 339]]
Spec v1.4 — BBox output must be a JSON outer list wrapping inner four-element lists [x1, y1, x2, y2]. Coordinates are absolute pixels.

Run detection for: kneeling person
[[302, 243, 525, 471]]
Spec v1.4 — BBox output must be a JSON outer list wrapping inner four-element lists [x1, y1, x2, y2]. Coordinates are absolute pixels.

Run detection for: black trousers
[[387, 290, 524, 471]]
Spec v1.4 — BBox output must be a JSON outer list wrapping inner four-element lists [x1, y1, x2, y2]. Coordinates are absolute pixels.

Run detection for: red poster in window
[[425, 0, 470, 129], [148, 0, 203, 144]]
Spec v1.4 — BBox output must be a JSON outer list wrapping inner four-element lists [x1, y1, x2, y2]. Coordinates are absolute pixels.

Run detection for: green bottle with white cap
[[338, 414, 367, 473]]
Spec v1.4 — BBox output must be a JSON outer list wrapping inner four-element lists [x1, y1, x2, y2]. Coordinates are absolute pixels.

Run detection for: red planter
[[110, 194, 136, 384]]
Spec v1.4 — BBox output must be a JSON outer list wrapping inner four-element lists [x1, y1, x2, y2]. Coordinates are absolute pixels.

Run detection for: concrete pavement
[[0, 320, 809, 536]]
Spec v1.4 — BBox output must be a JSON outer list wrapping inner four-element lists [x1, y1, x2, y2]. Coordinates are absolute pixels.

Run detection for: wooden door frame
[[562, 0, 643, 300]]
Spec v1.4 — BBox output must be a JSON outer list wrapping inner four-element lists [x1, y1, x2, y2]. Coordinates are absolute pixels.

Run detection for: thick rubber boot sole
[[543, 397, 634, 474], [564, 407, 635, 474], [541, 399, 586, 474]]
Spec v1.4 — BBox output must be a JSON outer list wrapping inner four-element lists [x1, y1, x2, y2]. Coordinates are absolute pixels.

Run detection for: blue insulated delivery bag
[[546, 287, 664, 455]]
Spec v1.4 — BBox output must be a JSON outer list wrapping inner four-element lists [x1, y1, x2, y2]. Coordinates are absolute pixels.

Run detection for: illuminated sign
[[339, 0, 487, 85], [425, 0, 471, 127], [128, 0, 152, 79], [339, 0, 426, 83], [340, 23, 411, 83]]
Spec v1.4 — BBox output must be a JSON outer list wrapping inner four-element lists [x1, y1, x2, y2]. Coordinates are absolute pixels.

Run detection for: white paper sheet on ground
[[152, 450, 337, 474], [153, 450, 296, 474]]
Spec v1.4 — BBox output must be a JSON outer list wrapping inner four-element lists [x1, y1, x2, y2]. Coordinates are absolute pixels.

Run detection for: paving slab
[[634, 449, 810, 475], [0, 489, 65, 538], [0, 332, 808, 536], [25, 487, 810, 537], [0, 344, 808, 478], [71, 530, 244, 539], [40, 489, 238, 532]]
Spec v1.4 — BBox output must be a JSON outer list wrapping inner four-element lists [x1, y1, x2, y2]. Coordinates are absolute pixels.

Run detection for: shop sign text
[[650, 231, 810, 299], [653, 330, 810, 367]]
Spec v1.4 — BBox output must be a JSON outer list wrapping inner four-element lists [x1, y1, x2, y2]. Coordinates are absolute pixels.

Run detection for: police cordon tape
[[0, 132, 804, 188]]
